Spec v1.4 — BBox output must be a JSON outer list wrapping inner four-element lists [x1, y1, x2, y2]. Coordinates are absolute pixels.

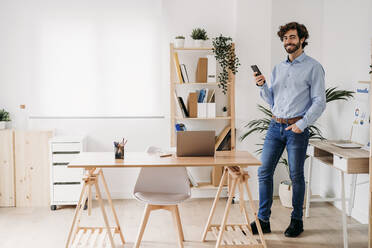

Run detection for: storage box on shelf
[[50, 136, 85, 210]]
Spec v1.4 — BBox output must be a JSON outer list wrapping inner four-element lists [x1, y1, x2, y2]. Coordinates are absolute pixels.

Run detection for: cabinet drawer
[[53, 166, 83, 182], [52, 143, 81, 152], [52, 153, 79, 163], [53, 184, 82, 202], [333, 155, 369, 174]]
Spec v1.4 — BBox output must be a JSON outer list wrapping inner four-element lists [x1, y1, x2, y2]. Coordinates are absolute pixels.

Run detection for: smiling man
[[251, 22, 326, 237]]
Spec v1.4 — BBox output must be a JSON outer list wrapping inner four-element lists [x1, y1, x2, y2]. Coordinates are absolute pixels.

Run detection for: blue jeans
[[257, 119, 309, 221]]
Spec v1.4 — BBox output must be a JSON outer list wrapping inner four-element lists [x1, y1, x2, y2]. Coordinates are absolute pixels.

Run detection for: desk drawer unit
[[308, 143, 369, 174], [333, 155, 369, 174], [50, 137, 85, 210]]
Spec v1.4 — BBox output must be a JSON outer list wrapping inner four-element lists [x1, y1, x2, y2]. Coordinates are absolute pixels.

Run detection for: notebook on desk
[[176, 131, 215, 157], [332, 142, 362, 149]]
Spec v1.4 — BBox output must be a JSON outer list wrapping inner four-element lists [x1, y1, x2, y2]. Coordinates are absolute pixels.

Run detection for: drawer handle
[[54, 182, 81, 185], [53, 151, 80, 154], [53, 163, 69, 166]]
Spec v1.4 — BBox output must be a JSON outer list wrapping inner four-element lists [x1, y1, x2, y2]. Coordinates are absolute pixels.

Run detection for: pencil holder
[[114, 145, 124, 159]]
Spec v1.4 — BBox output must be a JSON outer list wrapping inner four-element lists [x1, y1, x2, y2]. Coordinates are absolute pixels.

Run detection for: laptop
[[176, 131, 215, 157]]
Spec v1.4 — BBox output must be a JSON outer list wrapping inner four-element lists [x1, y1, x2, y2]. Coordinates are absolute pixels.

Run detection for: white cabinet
[[50, 136, 85, 210]]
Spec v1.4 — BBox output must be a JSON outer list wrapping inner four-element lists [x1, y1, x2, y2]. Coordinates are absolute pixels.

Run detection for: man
[[251, 22, 326, 237]]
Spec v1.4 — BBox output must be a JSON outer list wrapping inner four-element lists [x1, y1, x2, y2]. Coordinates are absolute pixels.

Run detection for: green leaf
[[325, 87, 354, 103]]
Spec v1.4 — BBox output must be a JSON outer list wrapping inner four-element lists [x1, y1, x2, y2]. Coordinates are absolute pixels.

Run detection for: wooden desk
[[66, 151, 262, 248], [306, 140, 369, 248]]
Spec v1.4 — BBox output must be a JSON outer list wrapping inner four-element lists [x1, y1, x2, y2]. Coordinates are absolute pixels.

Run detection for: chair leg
[[135, 204, 152, 248], [171, 205, 184, 248]]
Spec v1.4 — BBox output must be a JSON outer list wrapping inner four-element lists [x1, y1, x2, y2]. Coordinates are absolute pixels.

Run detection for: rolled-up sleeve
[[295, 63, 326, 131]]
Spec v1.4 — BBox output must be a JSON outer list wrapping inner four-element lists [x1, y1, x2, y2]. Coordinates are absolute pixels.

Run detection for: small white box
[[207, 55, 216, 83], [197, 103, 207, 118], [207, 103, 216, 118]]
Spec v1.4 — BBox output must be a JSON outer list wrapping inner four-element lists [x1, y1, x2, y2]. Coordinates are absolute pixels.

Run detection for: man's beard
[[285, 41, 300, 54]]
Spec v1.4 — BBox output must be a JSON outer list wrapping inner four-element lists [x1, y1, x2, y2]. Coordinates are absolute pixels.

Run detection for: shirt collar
[[286, 52, 306, 64]]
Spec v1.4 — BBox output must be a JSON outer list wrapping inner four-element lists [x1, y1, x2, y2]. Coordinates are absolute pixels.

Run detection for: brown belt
[[272, 115, 303, 125]]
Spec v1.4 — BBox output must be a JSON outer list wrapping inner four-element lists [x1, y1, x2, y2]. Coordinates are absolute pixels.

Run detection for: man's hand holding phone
[[251, 65, 266, 86], [254, 73, 266, 86]]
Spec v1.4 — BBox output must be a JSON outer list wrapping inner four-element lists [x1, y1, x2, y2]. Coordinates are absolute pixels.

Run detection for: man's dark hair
[[277, 22, 309, 49]]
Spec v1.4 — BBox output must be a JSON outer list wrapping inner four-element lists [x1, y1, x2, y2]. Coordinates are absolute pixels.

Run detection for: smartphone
[[250, 65, 262, 76], [251, 65, 265, 85]]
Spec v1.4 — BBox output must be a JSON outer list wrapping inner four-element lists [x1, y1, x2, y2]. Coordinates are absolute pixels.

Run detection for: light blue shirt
[[260, 52, 326, 131]]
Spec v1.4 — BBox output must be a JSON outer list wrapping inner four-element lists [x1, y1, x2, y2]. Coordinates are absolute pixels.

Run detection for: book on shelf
[[196, 57, 208, 83], [197, 88, 207, 103], [180, 65, 185, 83], [173, 52, 184, 83], [203, 89, 209, 103], [215, 125, 231, 150], [187, 92, 198, 118], [174, 92, 183, 117], [180, 64, 189, 83], [207, 89, 215, 103], [176, 95, 189, 117]]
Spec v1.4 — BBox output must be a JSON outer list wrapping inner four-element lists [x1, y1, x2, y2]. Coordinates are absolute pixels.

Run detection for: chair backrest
[[133, 146, 191, 196]]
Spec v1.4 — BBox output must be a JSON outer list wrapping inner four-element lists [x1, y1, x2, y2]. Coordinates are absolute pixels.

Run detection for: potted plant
[[174, 35, 185, 48], [212, 35, 240, 94], [0, 109, 11, 129], [222, 106, 228, 117], [190, 28, 208, 47], [240, 87, 354, 208]]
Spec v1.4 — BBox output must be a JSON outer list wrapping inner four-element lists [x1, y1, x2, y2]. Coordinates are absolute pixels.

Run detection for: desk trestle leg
[[65, 169, 125, 248], [202, 166, 267, 248]]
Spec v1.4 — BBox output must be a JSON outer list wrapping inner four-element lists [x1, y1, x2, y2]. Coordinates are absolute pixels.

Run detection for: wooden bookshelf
[[170, 43, 236, 150], [170, 42, 236, 188]]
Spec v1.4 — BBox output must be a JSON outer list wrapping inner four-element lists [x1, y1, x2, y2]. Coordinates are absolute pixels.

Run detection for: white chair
[[133, 146, 191, 248]]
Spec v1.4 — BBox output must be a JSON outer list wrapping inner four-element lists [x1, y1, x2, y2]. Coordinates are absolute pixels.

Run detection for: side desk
[[306, 140, 369, 248]]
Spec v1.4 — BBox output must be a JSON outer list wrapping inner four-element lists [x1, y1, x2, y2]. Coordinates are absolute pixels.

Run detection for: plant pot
[[222, 111, 228, 117], [194, 39, 204, 47], [0, 121, 6, 129], [278, 180, 310, 208], [174, 38, 185, 48]]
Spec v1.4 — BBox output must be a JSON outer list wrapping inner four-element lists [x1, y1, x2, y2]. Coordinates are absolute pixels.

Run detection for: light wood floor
[[0, 198, 368, 248]]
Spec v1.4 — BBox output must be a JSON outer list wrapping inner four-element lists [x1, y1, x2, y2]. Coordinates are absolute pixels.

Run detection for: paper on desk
[[333, 143, 362, 149]]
